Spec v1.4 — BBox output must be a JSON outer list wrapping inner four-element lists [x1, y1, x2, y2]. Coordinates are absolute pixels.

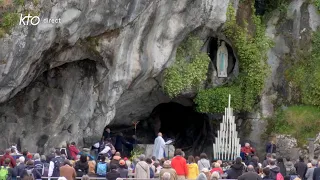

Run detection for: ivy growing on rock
[[195, 3, 273, 113], [286, 30, 320, 105], [163, 36, 210, 98]]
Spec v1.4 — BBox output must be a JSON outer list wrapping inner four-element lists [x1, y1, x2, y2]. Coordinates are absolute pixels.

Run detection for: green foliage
[[266, 105, 320, 146], [130, 146, 144, 161], [265, 0, 289, 13], [195, 4, 273, 113], [1, 12, 20, 31], [13, 0, 24, 6], [163, 36, 210, 98], [314, 0, 320, 13], [286, 30, 320, 105], [0, 28, 5, 38]]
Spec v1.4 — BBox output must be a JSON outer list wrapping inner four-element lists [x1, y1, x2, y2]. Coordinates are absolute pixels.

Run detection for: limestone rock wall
[[0, 0, 229, 152]]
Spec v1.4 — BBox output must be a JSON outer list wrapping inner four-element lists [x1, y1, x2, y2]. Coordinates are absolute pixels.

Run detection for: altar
[[137, 144, 175, 159]]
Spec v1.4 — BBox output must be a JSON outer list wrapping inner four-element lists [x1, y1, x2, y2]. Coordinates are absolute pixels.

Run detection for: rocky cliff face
[[0, 0, 229, 152]]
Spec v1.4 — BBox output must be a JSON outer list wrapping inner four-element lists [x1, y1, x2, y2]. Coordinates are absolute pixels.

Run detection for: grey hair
[[34, 153, 40, 160], [139, 154, 146, 161], [311, 160, 318, 166], [163, 172, 171, 180], [247, 165, 255, 172], [81, 175, 90, 180], [40, 155, 46, 161]]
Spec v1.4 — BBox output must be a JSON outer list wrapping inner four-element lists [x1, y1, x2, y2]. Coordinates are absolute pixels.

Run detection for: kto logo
[[19, 14, 40, 25], [19, 14, 61, 25]]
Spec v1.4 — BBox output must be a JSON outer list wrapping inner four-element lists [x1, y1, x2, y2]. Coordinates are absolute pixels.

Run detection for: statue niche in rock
[[217, 41, 228, 78]]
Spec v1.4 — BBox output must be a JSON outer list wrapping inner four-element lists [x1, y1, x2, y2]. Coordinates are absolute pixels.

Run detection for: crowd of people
[[0, 130, 318, 180]]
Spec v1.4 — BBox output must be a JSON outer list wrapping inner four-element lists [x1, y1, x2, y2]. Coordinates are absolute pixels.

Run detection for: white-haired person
[[16, 156, 26, 177]]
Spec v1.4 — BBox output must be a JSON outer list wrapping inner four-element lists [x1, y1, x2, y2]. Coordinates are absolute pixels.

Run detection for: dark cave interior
[[108, 101, 218, 157]]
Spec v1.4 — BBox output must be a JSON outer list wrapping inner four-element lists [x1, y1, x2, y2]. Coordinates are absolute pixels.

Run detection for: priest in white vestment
[[153, 132, 166, 160]]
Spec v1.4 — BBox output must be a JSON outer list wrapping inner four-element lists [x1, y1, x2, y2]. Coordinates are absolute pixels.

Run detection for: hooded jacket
[[226, 163, 244, 179], [187, 163, 199, 179], [269, 165, 280, 180]]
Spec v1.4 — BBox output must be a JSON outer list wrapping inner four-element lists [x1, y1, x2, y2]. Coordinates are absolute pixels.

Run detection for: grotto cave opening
[[207, 37, 236, 76], [108, 100, 218, 158]]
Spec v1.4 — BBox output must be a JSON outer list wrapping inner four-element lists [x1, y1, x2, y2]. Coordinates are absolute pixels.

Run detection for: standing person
[[277, 157, 286, 177], [263, 167, 273, 180], [106, 164, 120, 180], [305, 161, 317, 180], [74, 155, 89, 177], [110, 152, 122, 169], [118, 160, 128, 178], [40, 155, 49, 177], [198, 153, 211, 172], [226, 157, 245, 179], [187, 156, 199, 180], [135, 154, 150, 179], [295, 156, 307, 180], [59, 160, 76, 180], [263, 154, 273, 168], [153, 132, 166, 160], [96, 155, 107, 177], [313, 161, 320, 180], [102, 127, 111, 141], [171, 149, 188, 180], [33, 153, 44, 177], [46, 149, 56, 163], [48, 149, 65, 179], [68, 142, 80, 160], [146, 158, 155, 178], [0, 158, 16, 180], [285, 157, 295, 176], [266, 141, 277, 154], [268, 159, 282, 180], [114, 133, 130, 156], [160, 160, 178, 180], [238, 165, 262, 180], [15, 156, 26, 178], [22, 160, 42, 180], [0, 149, 16, 168]]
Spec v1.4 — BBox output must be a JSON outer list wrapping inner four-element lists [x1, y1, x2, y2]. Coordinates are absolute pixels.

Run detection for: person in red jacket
[[0, 149, 16, 168], [68, 142, 80, 160], [171, 149, 188, 180], [241, 143, 255, 155], [241, 143, 255, 164]]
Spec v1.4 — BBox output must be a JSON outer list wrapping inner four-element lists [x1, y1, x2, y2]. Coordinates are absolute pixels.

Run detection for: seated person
[[241, 143, 255, 164]]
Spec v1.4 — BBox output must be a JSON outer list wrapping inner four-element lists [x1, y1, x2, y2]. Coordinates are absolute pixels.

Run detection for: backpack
[[53, 157, 64, 175], [0, 166, 9, 180], [34, 162, 43, 176], [276, 173, 284, 180], [42, 163, 49, 177], [150, 167, 154, 178], [22, 168, 34, 180], [96, 162, 107, 176]]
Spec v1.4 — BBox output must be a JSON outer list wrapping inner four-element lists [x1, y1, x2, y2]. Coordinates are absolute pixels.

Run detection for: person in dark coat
[[226, 157, 245, 179], [74, 155, 89, 177], [102, 127, 111, 141], [106, 164, 121, 180], [238, 165, 262, 180], [46, 148, 56, 163], [277, 157, 286, 177], [114, 133, 130, 155], [269, 159, 281, 180], [15, 156, 26, 178], [249, 156, 260, 173], [266, 141, 277, 154], [21, 160, 42, 180], [295, 156, 307, 180], [263, 167, 274, 180], [313, 162, 320, 180]]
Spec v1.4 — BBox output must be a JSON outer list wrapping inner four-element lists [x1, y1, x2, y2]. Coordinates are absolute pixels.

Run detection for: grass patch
[[267, 105, 320, 146], [1, 12, 20, 31]]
